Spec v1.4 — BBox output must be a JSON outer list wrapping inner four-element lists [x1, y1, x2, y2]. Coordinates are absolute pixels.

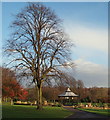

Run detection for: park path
[[63, 107, 109, 120]]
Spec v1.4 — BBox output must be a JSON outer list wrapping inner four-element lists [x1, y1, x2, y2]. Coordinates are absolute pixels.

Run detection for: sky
[[1, 2, 108, 87]]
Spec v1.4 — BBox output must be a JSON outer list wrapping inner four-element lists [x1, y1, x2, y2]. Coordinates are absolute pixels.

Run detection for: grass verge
[[77, 108, 110, 116]]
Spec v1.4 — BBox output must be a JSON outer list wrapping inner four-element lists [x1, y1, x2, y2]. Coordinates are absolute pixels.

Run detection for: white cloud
[[65, 23, 108, 53], [63, 22, 108, 87], [74, 58, 108, 87]]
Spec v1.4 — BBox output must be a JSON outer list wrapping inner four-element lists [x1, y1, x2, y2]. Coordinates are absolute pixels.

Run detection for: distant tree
[[42, 86, 61, 102], [82, 87, 108, 103], [76, 80, 84, 100], [27, 88, 37, 102], [5, 3, 74, 109]]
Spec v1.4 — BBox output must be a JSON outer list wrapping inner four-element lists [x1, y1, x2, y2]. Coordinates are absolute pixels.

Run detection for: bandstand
[[58, 88, 78, 105]]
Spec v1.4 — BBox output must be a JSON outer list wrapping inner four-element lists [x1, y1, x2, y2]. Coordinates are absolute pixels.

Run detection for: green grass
[[2, 104, 73, 118], [77, 108, 110, 116]]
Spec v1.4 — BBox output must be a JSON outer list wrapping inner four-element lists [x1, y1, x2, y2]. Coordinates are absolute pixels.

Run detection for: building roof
[[58, 88, 78, 97]]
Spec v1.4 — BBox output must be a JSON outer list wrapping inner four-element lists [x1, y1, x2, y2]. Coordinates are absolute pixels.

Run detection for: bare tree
[[5, 3, 74, 110]]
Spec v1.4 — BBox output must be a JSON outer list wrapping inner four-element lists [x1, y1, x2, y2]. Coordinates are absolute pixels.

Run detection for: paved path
[[63, 107, 109, 120]]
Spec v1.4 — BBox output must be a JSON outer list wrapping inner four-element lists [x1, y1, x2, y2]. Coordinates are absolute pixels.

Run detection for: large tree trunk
[[37, 84, 42, 110]]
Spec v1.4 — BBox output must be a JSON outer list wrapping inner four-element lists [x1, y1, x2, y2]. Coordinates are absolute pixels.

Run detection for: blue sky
[[1, 2, 108, 87]]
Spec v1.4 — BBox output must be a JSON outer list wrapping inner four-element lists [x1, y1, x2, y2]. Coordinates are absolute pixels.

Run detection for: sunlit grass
[[2, 104, 73, 118], [78, 108, 110, 116]]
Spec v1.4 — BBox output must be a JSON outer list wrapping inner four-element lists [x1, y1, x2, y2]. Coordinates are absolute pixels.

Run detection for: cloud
[[65, 23, 108, 53], [74, 58, 108, 87]]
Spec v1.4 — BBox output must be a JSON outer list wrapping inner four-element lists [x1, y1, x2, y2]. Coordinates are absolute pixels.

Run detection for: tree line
[[2, 67, 109, 104], [28, 84, 109, 104]]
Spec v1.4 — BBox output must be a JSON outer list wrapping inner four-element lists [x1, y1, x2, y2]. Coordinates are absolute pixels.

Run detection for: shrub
[[56, 104, 62, 107]]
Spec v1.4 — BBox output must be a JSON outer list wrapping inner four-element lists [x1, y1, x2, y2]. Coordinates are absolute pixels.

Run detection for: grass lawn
[[2, 104, 73, 118], [77, 108, 110, 116]]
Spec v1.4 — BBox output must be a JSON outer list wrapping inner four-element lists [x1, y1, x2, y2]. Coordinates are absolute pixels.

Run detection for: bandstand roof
[[58, 88, 78, 97]]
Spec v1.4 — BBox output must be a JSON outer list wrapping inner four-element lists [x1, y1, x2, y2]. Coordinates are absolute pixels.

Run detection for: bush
[[64, 102, 73, 106], [51, 103, 62, 107], [56, 104, 62, 107], [98, 103, 104, 107]]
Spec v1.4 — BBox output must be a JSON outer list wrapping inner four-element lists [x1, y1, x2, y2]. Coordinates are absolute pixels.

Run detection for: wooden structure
[[58, 88, 78, 105]]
